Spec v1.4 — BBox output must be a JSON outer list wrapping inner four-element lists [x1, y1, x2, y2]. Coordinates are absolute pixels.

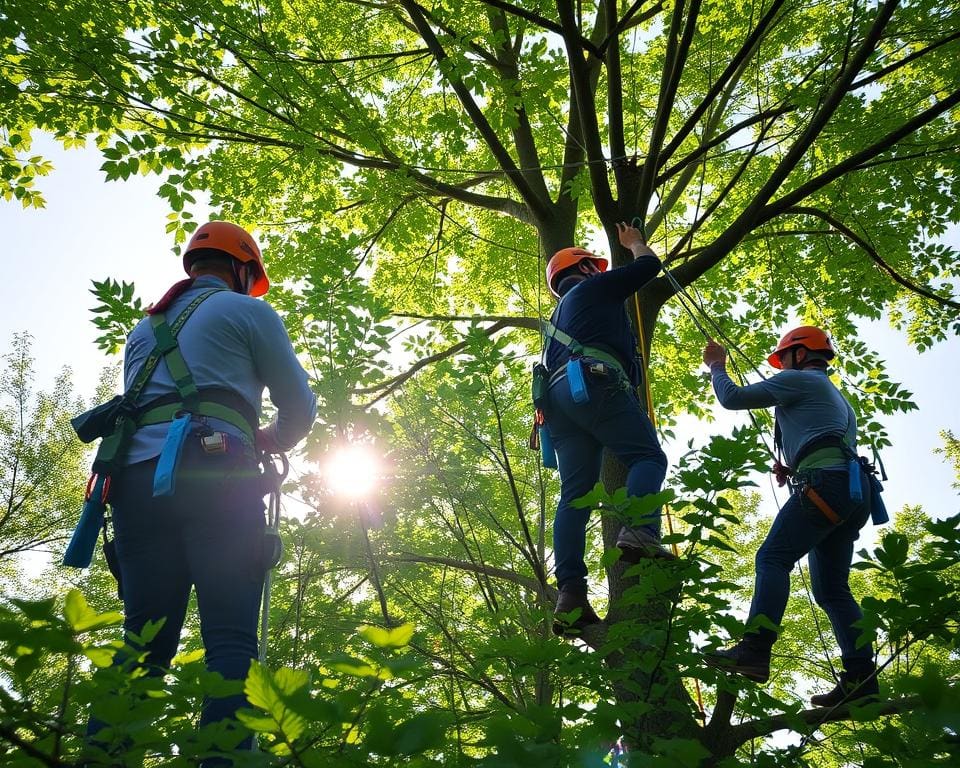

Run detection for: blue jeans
[[545, 366, 667, 591], [88, 432, 266, 761], [747, 467, 873, 666]]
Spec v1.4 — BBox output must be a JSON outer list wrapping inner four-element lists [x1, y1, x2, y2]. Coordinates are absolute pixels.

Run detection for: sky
[[1, 133, 958, 533]]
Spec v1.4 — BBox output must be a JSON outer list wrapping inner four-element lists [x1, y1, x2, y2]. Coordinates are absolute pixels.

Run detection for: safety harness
[[64, 288, 258, 570], [530, 293, 634, 465], [775, 423, 889, 527]]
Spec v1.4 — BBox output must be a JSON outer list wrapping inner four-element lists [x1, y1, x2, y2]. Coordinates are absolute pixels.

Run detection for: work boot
[[810, 669, 879, 707], [616, 526, 676, 562], [702, 641, 771, 683], [552, 586, 601, 636]]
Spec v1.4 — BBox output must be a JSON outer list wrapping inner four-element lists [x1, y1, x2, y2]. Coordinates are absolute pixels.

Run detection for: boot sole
[[811, 691, 880, 708], [618, 543, 677, 563], [702, 654, 769, 683]]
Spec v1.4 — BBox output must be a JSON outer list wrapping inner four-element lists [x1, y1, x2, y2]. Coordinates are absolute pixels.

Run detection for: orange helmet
[[546, 247, 608, 296], [768, 325, 836, 368], [182, 221, 270, 297]]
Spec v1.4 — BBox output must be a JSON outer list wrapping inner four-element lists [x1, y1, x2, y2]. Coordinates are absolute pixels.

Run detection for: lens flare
[[324, 444, 380, 499]]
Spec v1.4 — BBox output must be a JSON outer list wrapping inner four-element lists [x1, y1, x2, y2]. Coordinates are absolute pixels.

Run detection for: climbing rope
[[259, 451, 289, 665], [627, 218, 704, 717]]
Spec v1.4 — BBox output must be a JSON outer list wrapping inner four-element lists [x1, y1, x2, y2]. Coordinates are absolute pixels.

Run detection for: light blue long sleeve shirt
[[710, 365, 856, 469], [123, 275, 317, 464]]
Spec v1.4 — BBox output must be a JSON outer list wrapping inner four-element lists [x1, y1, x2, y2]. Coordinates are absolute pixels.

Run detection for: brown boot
[[703, 641, 772, 683], [552, 587, 601, 636], [810, 667, 879, 707]]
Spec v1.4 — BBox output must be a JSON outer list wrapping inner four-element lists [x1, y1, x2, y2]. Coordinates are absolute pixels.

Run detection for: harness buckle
[[200, 431, 228, 454]]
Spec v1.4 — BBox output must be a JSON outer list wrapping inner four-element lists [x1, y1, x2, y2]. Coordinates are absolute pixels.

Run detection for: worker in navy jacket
[[87, 222, 316, 763], [543, 223, 670, 636], [702, 327, 878, 707]]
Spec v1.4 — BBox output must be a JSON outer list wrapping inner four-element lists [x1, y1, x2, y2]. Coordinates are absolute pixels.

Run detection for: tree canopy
[[2, 0, 959, 764]]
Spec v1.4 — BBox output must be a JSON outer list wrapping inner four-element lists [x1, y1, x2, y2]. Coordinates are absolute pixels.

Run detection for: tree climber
[[81, 221, 316, 762], [702, 327, 879, 707], [540, 222, 671, 636]]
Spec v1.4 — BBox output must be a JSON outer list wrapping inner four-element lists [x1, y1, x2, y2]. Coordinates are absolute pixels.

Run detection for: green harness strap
[[540, 293, 630, 381], [92, 289, 254, 473], [540, 318, 629, 380], [137, 401, 254, 441], [138, 297, 256, 442]]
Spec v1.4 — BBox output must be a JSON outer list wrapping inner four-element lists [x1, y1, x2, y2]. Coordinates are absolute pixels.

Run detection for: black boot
[[552, 587, 601, 636], [703, 641, 771, 683], [810, 668, 879, 707]]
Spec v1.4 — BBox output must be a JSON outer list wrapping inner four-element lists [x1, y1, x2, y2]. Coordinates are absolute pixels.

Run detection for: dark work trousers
[[747, 466, 874, 669], [545, 367, 667, 592], [88, 432, 266, 763]]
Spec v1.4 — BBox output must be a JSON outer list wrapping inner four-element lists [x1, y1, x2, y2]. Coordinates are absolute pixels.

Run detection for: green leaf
[[243, 662, 309, 741], [358, 622, 414, 649], [392, 711, 448, 755], [63, 589, 123, 633]]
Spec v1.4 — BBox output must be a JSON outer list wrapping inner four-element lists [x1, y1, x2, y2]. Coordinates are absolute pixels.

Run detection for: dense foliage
[[2, 0, 959, 763]]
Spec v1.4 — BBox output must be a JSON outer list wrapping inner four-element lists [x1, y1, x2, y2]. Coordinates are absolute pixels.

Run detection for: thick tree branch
[[656, 0, 787, 172], [556, 0, 616, 217], [391, 553, 556, 599], [634, 0, 702, 222], [398, 0, 552, 220], [472, 0, 565, 38], [486, 9, 553, 205], [663, 0, 904, 290], [597, 0, 665, 55], [783, 206, 960, 310], [760, 86, 960, 220], [850, 31, 960, 91], [728, 695, 923, 746], [605, 0, 626, 164]]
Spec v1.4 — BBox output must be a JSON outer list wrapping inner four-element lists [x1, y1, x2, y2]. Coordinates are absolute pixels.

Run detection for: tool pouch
[[539, 423, 558, 469], [867, 472, 889, 525], [531, 363, 549, 410], [71, 396, 130, 444], [848, 457, 863, 502], [63, 477, 108, 568], [566, 358, 589, 404], [152, 413, 193, 497]]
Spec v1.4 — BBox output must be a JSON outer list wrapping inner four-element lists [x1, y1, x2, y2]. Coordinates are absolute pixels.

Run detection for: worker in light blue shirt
[[86, 221, 316, 764], [701, 326, 878, 708], [123, 274, 317, 463]]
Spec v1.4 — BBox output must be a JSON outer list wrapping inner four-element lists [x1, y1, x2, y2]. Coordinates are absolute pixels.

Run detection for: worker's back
[[123, 274, 315, 463]]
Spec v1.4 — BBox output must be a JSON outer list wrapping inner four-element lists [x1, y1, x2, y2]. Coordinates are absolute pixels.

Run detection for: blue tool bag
[[566, 358, 589, 403], [539, 423, 558, 469]]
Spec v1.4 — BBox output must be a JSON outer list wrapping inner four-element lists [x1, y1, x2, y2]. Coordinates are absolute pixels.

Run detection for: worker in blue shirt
[[86, 221, 317, 761], [702, 326, 878, 707], [543, 222, 670, 636]]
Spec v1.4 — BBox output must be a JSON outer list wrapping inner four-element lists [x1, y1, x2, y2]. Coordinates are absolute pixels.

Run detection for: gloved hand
[[772, 460, 791, 487], [703, 339, 727, 368], [256, 424, 284, 455]]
